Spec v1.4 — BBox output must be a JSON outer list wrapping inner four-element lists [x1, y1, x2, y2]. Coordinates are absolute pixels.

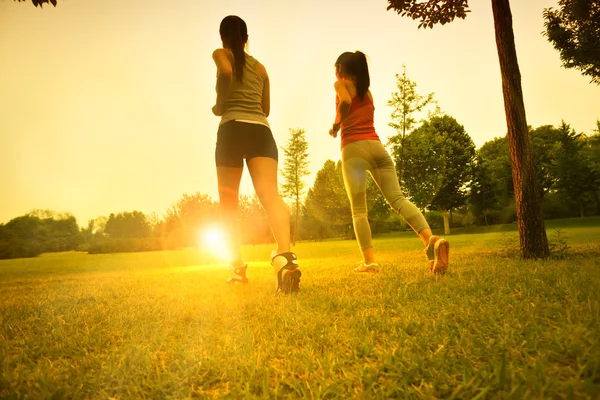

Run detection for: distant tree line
[[471, 121, 600, 225], [2, 119, 597, 260], [0, 210, 82, 259], [0, 193, 274, 259]]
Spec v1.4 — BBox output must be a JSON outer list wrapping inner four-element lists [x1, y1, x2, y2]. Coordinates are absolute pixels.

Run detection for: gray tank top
[[220, 51, 269, 127]]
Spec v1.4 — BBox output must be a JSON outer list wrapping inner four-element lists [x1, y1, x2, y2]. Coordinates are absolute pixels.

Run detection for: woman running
[[212, 15, 301, 293], [330, 51, 449, 273]]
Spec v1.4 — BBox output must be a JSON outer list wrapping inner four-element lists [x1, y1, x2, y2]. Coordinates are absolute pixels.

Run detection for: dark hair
[[219, 15, 248, 82], [335, 51, 370, 99]]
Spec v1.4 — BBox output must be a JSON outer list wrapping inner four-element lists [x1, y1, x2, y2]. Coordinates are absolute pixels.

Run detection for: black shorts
[[215, 120, 279, 167]]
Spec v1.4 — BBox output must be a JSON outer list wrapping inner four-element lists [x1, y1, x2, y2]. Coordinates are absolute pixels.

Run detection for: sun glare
[[199, 226, 231, 261]]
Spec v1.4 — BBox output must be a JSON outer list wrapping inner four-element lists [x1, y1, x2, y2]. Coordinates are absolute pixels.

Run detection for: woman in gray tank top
[[211, 15, 301, 294]]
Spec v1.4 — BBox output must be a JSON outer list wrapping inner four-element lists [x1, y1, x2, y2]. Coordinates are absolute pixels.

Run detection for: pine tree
[[281, 128, 310, 245], [387, 65, 435, 184]]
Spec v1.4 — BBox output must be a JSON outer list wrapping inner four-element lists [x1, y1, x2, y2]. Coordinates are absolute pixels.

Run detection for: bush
[[540, 192, 598, 219], [423, 211, 444, 230], [0, 238, 42, 259], [87, 237, 167, 254], [457, 210, 474, 228], [483, 203, 517, 225], [370, 218, 391, 234]]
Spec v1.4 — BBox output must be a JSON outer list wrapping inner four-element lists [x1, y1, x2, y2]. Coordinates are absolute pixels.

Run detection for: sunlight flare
[[198, 225, 231, 261]]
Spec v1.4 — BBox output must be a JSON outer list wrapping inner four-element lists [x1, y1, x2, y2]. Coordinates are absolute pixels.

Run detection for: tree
[[15, 0, 57, 7], [470, 155, 498, 225], [386, 0, 471, 28], [550, 122, 600, 217], [40, 214, 82, 252], [403, 115, 476, 234], [161, 193, 219, 247], [0, 215, 43, 259], [0, 212, 82, 259], [387, 65, 435, 184], [475, 123, 600, 221], [529, 125, 565, 198], [27, 209, 56, 219], [582, 125, 600, 214], [478, 136, 514, 213], [304, 160, 352, 240], [386, 0, 550, 259], [399, 124, 441, 210], [281, 128, 310, 245], [543, 0, 600, 85], [104, 211, 151, 239]]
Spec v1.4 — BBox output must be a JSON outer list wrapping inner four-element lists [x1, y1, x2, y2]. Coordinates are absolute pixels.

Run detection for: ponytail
[[334, 51, 371, 99], [219, 15, 248, 82], [353, 51, 370, 99]]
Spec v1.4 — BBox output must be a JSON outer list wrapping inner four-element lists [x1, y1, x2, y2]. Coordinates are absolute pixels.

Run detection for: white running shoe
[[353, 262, 379, 273]]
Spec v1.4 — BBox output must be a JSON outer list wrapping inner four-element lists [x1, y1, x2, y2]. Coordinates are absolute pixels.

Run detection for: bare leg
[[216, 166, 244, 264], [362, 248, 376, 265], [418, 229, 433, 247], [246, 157, 290, 254]]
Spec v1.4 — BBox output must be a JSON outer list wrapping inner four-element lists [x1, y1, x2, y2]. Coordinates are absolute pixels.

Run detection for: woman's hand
[[329, 123, 340, 138], [212, 103, 223, 116]]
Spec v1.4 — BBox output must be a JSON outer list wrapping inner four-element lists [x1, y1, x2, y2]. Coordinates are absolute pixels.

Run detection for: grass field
[[1, 218, 600, 399]]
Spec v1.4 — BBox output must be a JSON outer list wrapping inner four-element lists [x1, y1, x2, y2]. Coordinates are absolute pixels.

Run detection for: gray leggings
[[341, 140, 430, 251]]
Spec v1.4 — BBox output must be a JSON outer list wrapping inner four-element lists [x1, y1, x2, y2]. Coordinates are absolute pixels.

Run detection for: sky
[[1, 0, 598, 226]]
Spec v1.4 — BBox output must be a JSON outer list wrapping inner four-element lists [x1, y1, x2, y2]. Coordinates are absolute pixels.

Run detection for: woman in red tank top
[[330, 51, 450, 274]]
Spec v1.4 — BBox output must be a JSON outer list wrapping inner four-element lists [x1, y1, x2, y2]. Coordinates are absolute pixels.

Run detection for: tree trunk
[[579, 199, 584, 218], [398, 115, 406, 184], [491, 0, 549, 259], [293, 194, 299, 246], [398, 134, 405, 185], [441, 210, 450, 235]]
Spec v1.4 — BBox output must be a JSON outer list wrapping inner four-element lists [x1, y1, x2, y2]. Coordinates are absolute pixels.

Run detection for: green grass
[[1, 217, 600, 399]]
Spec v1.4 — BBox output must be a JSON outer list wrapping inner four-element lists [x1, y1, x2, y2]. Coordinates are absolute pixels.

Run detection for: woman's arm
[[256, 62, 270, 117], [212, 49, 233, 116], [330, 80, 352, 137]]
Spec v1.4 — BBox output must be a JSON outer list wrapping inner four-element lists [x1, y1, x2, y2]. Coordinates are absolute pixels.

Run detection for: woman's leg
[[216, 166, 244, 265], [367, 141, 449, 273], [342, 144, 375, 264], [367, 141, 432, 246], [369, 144, 431, 246], [247, 156, 300, 293], [215, 121, 247, 283], [246, 157, 290, 254]]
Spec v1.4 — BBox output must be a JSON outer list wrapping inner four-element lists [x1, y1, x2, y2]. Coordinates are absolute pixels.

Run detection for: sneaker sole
[[433, 239, 449, 274], [227, 266, 249, 284], [227, 277, 248, 285], [280, 268, 301, 294], [353, 266, 378, 273]]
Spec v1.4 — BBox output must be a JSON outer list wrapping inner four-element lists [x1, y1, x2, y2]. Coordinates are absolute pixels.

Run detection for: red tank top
[[337, 93, 380, 148]]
